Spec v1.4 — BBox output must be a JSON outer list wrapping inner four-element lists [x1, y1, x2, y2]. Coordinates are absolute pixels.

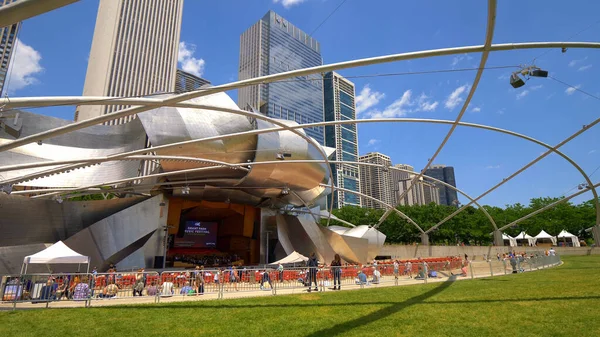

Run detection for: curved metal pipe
[[378, 0, 497, 226], [2, 41, 600, 153], [318, 184, 425, 234], [426, 116, 600, 234], [2, 116, 595, 233]]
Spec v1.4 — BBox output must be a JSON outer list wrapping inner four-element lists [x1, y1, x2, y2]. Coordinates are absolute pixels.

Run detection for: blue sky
[[9, 0, 600, 208]]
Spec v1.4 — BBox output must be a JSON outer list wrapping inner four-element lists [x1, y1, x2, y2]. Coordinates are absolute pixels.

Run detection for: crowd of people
[[6, 251, 557, 303], [171, 253, 241, 267]]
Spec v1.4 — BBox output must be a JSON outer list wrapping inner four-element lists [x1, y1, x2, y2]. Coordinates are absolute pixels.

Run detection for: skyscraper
[[175, 69, 210, 94], [238, 10, 324, 144], [323, 71, 360, 208], [392, 164, 440, 206], [75, 0, 183, 123], [424, 165, 458, 206], [0, 0, 20, 96], [359, 152, 393, 209]]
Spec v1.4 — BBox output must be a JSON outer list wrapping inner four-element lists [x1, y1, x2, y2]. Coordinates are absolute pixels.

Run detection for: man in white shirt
[[549, 248, 556, 256]]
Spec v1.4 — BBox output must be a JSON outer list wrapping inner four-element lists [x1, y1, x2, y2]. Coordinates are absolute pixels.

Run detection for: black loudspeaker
[[153, 256, 164, 269]]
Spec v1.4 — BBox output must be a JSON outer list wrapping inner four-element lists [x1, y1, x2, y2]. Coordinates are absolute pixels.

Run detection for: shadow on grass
[[303, 277, 457, 337], [89, 293, 600, 312]]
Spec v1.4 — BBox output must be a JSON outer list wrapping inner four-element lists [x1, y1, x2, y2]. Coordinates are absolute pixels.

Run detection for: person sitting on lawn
[[160, 280, 174, 297], [98, 280, 118, 298], [372, 268, 381, 284], [72, 277, 91, 301], [180, 281, 194, 295], [355, 271, 368, 285]]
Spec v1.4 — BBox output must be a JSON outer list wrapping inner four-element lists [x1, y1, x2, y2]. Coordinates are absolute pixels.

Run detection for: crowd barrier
[[0, 254, 561, 309]]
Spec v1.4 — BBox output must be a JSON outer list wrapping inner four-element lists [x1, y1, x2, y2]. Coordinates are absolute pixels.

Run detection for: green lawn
[[1, 255, 599, 337]]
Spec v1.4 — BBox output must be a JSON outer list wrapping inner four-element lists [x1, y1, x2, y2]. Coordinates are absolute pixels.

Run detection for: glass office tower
[[239, 11, 324, 144], [323, 71, 361, 208]]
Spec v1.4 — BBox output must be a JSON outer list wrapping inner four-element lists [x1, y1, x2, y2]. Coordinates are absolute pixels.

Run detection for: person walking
[[330, 254, 342, 290], [307, 252, 319, 292]]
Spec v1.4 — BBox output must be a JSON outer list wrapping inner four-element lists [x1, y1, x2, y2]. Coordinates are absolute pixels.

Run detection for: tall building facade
[[238, 10, 324, 144], [75, 0, 183, 123], [323, 71, 360, 208], [424, 165, 458, 206], [392, 164, 440, 206], [175, 69, 210, 94], [0, 0, 20, 96], [359, 152, 393, 209]]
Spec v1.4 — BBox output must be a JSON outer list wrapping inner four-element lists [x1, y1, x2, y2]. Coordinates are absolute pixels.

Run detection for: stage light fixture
[[281, 187, 290, 195], [55, 195, 63, 204], [529, 68, 548, 78], [510, 73, 525, 88], [181, 186, 190, 195]]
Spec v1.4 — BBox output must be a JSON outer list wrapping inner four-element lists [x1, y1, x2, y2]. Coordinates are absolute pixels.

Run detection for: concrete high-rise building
[[238, 10, 324, 144], [424, 165, 458, 206], [0, 0, 20, 96], [392, 164, 440, 206], [323, 71, 360, 208], [75, 0, 183, 123], [175, 69, 210, 94], [359, 152, 393, 209]]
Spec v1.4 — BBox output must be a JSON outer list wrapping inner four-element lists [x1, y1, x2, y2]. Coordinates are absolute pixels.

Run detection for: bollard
[[502, 260, 507, 275], [423, 263, 428, 284], [469, 262, 474, 280], [488, 260, 494, 277]]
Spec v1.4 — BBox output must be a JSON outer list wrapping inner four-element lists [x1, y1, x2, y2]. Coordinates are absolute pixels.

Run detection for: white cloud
[[273, 0, 306, 8], [417, 93, 438, 111], [578, 65, 592, 71], [5, 39, 43, 93], [497, 108, 505, 115], [498, 74, 510, 80], [530, 84, 543, 90], [516, 90, 529, 100], [444, 84, 469, 110], [355, 85, 385, 115], [589, 149, 596, 155], [451, 53, 473, 67], [471, 106, 481, 113], [568, 57, 587, 67], [565, 85, 581, 95], [366, 90, 438, 118], [485, 165, 500, 169], [178, 41, 205, 77], [367, 139, 380, 146]]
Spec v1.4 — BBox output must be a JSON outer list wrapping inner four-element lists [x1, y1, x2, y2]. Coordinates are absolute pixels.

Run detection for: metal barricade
[[89, 271, 160, 305], [1, 273, 94, 309], [158, 269, 222, 300]]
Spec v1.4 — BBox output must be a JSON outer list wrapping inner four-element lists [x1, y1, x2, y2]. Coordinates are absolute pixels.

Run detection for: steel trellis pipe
[[425, 117, 600, 234], [377, 0, 497, 227], [4, 116, 594, 231], [2, 42, 600, 153], [1, 104, 337, 229]]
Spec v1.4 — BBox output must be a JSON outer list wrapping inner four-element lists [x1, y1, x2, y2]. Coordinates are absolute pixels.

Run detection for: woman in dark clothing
[[307, 253, 319, 292], [330, 254, 342, 290]]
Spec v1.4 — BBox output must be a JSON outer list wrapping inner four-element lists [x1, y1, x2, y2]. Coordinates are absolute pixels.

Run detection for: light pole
[[162, 225, 175, 269]]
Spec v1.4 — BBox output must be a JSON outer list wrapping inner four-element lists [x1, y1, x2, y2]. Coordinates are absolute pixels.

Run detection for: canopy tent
[[557, 229, 580, 247], [514, 231, 536, 246], [502, 233, 517, 247], [21, 241, 90, 274], [269, 251, 308, 266], [534, 230, 557, 246]]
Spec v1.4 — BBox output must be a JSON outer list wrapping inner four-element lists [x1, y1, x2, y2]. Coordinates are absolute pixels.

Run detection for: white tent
[[270, 251, 308, 266], [21, 241, 90, 274], [557, 229, 580, 247], [502, 233, 517, 247], [534, 230, 557, 246], [514, 231, 536, 246]]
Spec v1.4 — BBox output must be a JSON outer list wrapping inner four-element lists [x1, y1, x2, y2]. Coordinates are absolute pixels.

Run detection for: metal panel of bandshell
[[236, 119, 329, 206]]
